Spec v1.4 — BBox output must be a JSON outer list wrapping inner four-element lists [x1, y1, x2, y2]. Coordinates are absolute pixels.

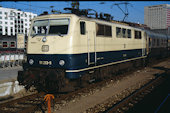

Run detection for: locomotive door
[[86, 22, 96, 66]]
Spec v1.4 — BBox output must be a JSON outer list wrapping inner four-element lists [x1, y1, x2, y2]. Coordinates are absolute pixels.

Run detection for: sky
[[0, 1, 170, 24]]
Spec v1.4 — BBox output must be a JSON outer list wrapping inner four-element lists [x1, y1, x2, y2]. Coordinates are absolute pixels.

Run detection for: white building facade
[[0, 7, 37, 36], [144, 4, 170, 29]]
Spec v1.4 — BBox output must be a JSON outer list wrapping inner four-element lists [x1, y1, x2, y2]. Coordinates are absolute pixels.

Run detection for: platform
[[0, 66, 24, 98]]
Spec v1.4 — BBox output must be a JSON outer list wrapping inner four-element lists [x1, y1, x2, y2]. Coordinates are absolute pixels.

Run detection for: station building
[[0, 6, 37, 36]]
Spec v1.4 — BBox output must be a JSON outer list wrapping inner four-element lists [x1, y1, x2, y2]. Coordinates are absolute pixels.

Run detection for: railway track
[[0, 72, 129, 113], [0, 79, 108, 113], [0, 58, 169, 113], [104, 69, 169, 113], [0, 92, 46, 113]]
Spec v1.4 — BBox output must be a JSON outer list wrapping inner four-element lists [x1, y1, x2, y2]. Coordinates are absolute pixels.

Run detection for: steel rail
[[104, 73, 166, 113]]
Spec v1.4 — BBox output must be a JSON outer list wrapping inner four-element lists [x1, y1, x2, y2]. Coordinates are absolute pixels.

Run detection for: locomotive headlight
[[42, 45, 49, 52], [42, 37, 47, 42], [59, 60, 65, 66], [29, 59, 34, 65]]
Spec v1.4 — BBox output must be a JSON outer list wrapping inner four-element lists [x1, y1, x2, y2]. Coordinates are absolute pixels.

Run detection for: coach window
[[157, 39, 159, 46], [116, 27, 121, 38], [153, 39, 155, 46], [161, 39, 163, 45], [122, 28, 126, 38], [80, 21, 86, 35], [127, 29, 131, 38]]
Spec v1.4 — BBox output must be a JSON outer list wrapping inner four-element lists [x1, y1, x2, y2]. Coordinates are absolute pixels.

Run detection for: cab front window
[[31, 20, 48, 36], [49, 19, 69, 35], [31, 18, 69, 37]]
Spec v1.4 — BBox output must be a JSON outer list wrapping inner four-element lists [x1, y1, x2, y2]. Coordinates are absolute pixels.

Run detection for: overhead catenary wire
[[15, 2, 51, 10]]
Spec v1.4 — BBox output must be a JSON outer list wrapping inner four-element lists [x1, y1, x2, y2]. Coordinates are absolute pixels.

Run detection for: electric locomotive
[[17, 7, 170, 93]]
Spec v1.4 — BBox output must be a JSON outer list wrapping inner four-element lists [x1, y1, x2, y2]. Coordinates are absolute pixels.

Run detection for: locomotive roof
[[34, 13, 142, 31], [145, 30, 168, 39]]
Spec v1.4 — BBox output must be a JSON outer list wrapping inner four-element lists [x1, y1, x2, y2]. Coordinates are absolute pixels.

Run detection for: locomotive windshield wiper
[[32, 34, 39, 38], [57, 33, 63, 37]]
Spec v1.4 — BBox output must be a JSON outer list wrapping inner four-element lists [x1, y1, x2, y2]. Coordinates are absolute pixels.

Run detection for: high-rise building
[[0, 7, 37, 36], [144, 4, 170, 30]]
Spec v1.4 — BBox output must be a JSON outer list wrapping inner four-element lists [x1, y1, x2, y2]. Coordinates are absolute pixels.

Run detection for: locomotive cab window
[[49, 19, 69, 35], [31, 18, 69, 37], [80, 21, 86, 35], [31, 20, 48, 36]]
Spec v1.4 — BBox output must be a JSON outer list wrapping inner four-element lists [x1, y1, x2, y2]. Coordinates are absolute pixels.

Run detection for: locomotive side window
[[122, 28, 126, 38], [116, 27, 121, 38], [105, 25, 112, 37], [3, 42, 8, 48], [80, 21, 86, 35], [96, 24, 112, 37], [134, 30, 141, 39], [127, 29, 131, 38], [97, 24, 104, 35]]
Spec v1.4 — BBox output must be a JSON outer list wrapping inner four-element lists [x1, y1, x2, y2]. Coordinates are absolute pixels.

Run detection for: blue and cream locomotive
[[17, 8, 170, 92]]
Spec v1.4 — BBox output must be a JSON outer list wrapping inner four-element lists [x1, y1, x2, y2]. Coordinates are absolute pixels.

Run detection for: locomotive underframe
[[17, 67, 76, 93], [17, 46, 170, 93], [17, 57, 146, 93]]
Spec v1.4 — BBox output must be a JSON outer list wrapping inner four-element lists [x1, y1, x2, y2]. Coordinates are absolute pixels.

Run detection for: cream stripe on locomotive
[[66, 56, 147, 73]]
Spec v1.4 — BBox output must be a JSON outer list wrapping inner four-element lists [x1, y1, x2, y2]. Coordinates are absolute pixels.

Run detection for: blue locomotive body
[[25, 48, 145, 79]]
